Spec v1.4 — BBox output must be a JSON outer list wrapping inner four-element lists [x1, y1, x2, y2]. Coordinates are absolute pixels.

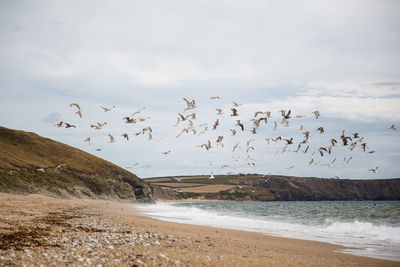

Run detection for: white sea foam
[[136, 202, 400, 262]]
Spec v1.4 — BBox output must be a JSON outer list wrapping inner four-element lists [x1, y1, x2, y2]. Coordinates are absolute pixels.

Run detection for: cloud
[[42, 112, 62, 124]]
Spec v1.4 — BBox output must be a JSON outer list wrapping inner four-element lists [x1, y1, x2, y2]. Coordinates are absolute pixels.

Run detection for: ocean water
[[136, 201, 400, 262]]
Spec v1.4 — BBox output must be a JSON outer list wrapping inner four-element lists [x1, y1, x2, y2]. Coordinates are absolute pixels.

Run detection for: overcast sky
[[1, 0, 399, 179]]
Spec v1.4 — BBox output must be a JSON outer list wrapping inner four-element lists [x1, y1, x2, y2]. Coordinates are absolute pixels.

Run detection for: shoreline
[[0, 193, 398, 266]]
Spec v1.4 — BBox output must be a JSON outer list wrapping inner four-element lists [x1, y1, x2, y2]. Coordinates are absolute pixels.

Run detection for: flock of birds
[[53, 98, 398, 178]]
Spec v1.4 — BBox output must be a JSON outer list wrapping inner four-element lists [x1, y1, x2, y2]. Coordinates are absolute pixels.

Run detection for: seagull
[[142, 127, 152, 133], [232, 142, 240, 152], [64, 123, 76, 128], [121, 133, 129, 141], [280, 110, 291, 119], [183, 98, 196, 111], [324, 158, 336, 167], [318, 147, 328, 156], [177, 128, 189, 138], [216, 109, 223, 115], [273, 121, 278, 131], [231, 108, 239, 117], [100, 105, 115, 112], [210, 96, 220, 100], [369, 166, 379, 173], [284, 138, 293, 145], [246, 139, 255, 147], [312, 111, 320, 119], [246, 146, 255, 153], [84, 137, 91, 145], [75, 110, 83, 118], [212, 119, 220, 130], [254, 111, 264, 117], [126, 163, 139, 169], [286, 165, 295, 170], [108, 134, 116, 143], [233, 101, 241, 107], [123, 117, 136, 124], [95, 148, 102, 152], [342, 156, 353, 164], [317, 127, 325, 134], [236, 120, 244, 131], [389, 124, 397, 130], [70, 103, 81, 110], [178, 113, 189, 121], [209, 172, 215, 179], [162, 150, 171, 155], [231, 129, 237, 136], [55, 121, 63, 128], [132, 107, 145, 116], [54, 164, 67, 174]]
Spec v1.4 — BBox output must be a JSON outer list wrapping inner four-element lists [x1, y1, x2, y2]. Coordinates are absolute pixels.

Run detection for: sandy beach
[[0, 193, 397, 266]]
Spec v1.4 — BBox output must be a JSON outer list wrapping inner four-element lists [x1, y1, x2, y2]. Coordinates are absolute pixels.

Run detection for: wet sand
[[0, 193, 397, 266]]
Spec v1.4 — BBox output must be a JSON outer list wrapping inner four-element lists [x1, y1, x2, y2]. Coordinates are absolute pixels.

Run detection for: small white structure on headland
[[209, 172, 215, 179]]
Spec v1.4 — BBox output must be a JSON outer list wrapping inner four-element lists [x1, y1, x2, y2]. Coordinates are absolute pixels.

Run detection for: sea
[[136, 201, 400, 262]]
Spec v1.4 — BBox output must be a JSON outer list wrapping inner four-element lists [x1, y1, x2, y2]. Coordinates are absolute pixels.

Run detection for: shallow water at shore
[[137, 201, 400, 262]]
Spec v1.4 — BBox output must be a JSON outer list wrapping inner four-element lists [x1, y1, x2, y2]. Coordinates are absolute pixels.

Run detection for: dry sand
[[0, 193, 397, 267]]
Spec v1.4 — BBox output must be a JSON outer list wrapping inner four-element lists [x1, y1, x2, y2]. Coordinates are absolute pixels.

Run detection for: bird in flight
[[183, 98, 196, 111], [121, 133, 129, 141], [232, 142, 240, 152], [233, 101, 241, 107], [324, 158, 336, 167], [75, 110, 83, 118], [213, 119, 220, 130], [389, 124, 397, 130], [210, 96, 220, 100], [100, 105, 115, 112], [312, 111, 320, 119], [317, 127, 325, 134], [236, 120, 244, 131], [209, 172, 215, 179], [64, 123, 76, 128], [369, 166, 379, 173], [55, 121, 63, 128], [126, 163, 139, 169], [162, 150, 171, 155], [54, 164, 67, 174], [108, 134, 116, 143], [132, 107, 145, 117], [231, 108, 239, 117], [280, 110, 291, 119], [70, 103, 81, 110], [84, 137, 91, 145], [216, 109, 223, 115]]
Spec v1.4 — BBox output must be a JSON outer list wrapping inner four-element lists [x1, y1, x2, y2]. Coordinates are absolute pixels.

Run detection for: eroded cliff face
[[0, 126, 154, 202], [147, 175, 400, 201]]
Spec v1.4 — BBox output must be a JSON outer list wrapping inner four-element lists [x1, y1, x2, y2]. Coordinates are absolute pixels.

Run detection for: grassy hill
[[0, 126, 153, 202], [146, 174, 400, 201]]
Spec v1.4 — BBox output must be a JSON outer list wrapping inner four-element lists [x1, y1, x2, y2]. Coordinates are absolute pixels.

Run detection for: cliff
[[147, 175, 400, 201], [0, 126, 153, 202]]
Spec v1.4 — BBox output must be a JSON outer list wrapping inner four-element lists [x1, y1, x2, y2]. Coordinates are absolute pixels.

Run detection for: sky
[[0, 0, 399, 179]]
